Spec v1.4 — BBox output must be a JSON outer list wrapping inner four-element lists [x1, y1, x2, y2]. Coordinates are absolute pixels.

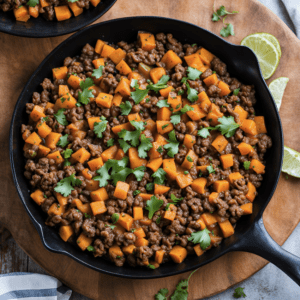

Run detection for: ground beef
[[22, 32, 271, 269]]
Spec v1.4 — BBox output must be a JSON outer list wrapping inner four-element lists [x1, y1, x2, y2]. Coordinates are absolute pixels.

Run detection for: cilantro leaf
[[132, 166, 146, 181], [233, 88, 240, 95], [94, 120, 108, 138], [147, 264, 156, 269], [87, 245, 95, 252], [147, 75, 170, 92], [187, 84, 199, 102], [197, 126, 215, 138], [243, 161, 251, 170], [118, 139, 131, 153], [118, 129, 141, 147], [78, 88, 93, 105], [110, 167, 132, 185], [138, 134, 153, 158], [207, 164, 215, 174], [180, 104, 194, 114], [188, 228, 211, 250], [146, 182, 154, 191], [130, 120, 145, 131], [79, 77, 94, 90], [187, 67, 202, 81], [233, 287, 246, 298], [133, 190, 141, 196], [111, 213, 119, 224], [156, 100, 170, 108], [93, 164, 110, 187], [54, 174, 82, 197], [215, 116, 239, 137], [62, 149, 73, 159], [220, 23, 235, 37], [217, 5, 239, 16], [212, 12, 220, 21], [107, 138, 114, 147], [54, 108, 68, 126], [120, 101, 132, 115], [131, 88, 148, 104], [170, 114, 181, 126], [57, 134, 69, 148], [152, 168, 167, 185], [164, 130, 179, 158], [170, 194, 183, 204], [68, 0, 78, 3], [145, 195, 164, 219], [27, 0, 38, 7], [155, 288, 169, 300], [92, 65, 104, 79]]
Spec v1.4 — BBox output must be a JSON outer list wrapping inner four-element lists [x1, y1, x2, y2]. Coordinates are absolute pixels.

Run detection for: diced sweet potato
[[59, 225, 74, 242], [71, 148, 91, 164], [114, 181, 130, 200], [219, 219, 235, 238], [90, 187, 109, 202], [161, 50, 182, 69], [169, 245, 187, 263], [118, 213, 133, 231], [77, 232, 93, 251], [250, 159, 265, 174], [30, 189, 46, 206], [90, 201, 107, 215]]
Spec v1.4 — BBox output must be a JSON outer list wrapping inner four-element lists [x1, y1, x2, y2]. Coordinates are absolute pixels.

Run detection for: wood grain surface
[[1, 0, 300, 299]]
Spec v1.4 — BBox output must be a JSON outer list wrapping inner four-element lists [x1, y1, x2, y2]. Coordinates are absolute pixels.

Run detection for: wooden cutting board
[[1, 0, 300, 298]]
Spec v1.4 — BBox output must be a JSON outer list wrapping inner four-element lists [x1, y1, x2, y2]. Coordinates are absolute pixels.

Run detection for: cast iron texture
[[0, 0, 116, 38], [10, 17, 292, 281]]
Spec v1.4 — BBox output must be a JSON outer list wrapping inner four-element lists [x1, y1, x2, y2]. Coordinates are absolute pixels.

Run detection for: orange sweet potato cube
[[30, 105, 45, 122], [88, 157, 103, 171], [169, 245, 187, 263], [71, 148, 91, 164], [139, 33, 156, 51], [191, 178, 207, 194], [101, 44, 115, 58], [161, 50, 182, 69], [211, 135, 228, 153], [219, 219, 235, 238], [109, 48, 126, 65], [118, 213, 133, 231], [90, 201, 107, 216], [59, 225, 74, 242], [95, 39, 105, 54], [90, 187, 109, 202], [150, 67, 166, 84], [77, 232, 93, 251], [133, 206, 144, 220], [101, 145, 118, 162], [54, 5, 72, 21], [30, 189, 46, 206], [53, 67, 68, 80], [176, 173, 193, 189], [114, 181, 130, 200], [116, 60, 131, 75], [25, 132, 42, 146], [213, 180, 230, 193], [115, 78, 131, 97], [95, 93, 113, 108]]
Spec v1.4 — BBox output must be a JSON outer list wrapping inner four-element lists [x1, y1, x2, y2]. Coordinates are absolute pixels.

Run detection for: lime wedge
[[269, 77, 289, 110], [256, 33, 282, 57], [282, 146, 300, 178], [241, 34, 280, 79]]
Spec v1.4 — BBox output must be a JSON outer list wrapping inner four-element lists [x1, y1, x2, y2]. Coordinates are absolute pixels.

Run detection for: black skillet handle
[[233, 218, 300, 285]]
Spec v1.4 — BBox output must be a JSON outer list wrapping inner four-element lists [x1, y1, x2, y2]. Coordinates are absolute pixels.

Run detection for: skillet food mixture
[[22, 32, 272, 268], [0, 0, 101, 22]]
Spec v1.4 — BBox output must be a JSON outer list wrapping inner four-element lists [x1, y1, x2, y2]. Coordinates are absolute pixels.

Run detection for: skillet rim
[[9, 16, 284, 279], [0, 0, 117, 38]]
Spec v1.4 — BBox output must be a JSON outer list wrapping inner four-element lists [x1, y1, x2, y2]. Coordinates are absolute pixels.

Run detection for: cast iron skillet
[[0, 0, 116, 38], [10, 16, 299, 283]]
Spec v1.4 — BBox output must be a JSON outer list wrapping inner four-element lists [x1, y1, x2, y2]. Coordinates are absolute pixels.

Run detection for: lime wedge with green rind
[[282, 146, 300, 178], [269, 77, 289, 110], [241, 34, 280, 79]]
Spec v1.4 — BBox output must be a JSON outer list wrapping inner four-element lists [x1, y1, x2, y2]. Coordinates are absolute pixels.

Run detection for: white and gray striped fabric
[[0, 273, 72, 300]]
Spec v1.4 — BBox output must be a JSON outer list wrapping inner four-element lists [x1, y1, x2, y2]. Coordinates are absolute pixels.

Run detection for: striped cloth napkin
[[0, 273, 72, 300]]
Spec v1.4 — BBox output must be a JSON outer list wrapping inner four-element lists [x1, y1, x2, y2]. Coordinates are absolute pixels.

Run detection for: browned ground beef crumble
[[22, 32, 272, 268]]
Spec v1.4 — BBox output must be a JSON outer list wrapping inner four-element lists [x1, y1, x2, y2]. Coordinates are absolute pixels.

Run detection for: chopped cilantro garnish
[[54, 174, 82, 197], [164, 130, 179, 158], [107, 138, 114, 147], [120, 101, 132, 115], [145, 195, 164, 219], [54, 108, 68, 126], [152, 168, 167, 185], [57, 134, 69, 148], [188, 228, 211, 250], [94, 120, 108, 138], [92, 65, 104, 79]]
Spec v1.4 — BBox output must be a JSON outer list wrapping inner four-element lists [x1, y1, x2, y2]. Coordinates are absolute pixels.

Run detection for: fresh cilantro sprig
[[170, 104, 195, 126], [93, 157, 145, 187], [152, 168, 167, 185], [118, 139, 131, 153], [181, 77, 198, 102], [233, 287, 246, 298], [107, 138, 114, 147], [111, 213, 119, 224], [164, 130, 179, 157], [57, 134, 69, 148], [166, 194, 183, 210], [147, 75, 170, 93], [131, 86, 148, 104], [212, 5, 238, 37], [156, 100, 170, 108], [92, 65, 104, 79], [94, 119, 108, 138], [27, 0, 39, 6], [138, 134, 153, 158], [187, 67, 202, 81], [233, 88, 240, 96], [207, 164, 216, 174], [243, 161, 251, 170], [197, 116, 239, 138], [54, 108, 68, 126], [145, 195, 164, 219], [62, 149, 73, 166], [155, 269, 198, 300], [118, 128, 140, 147], [120, 101, 132, 115], [78, 78, 94, 105], [54, 174, 82, 197], [188, 228, 211, 250]]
